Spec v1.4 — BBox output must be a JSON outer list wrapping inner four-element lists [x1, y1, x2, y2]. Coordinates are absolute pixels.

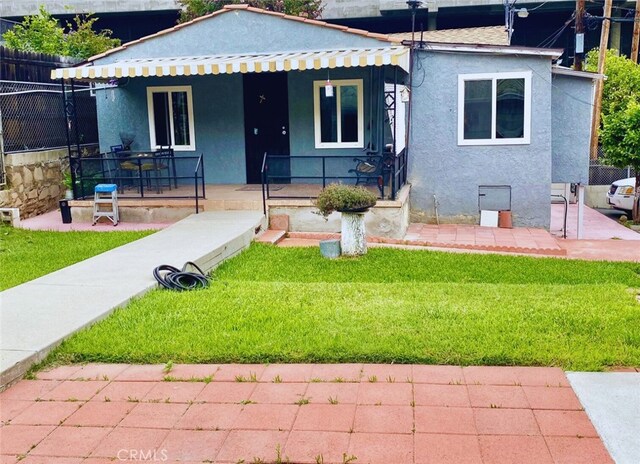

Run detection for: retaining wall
[[0, 149, 68, 219]]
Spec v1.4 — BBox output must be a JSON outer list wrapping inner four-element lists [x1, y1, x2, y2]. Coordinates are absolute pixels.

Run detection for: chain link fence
[[0, 80, 98, 153], [589, 147, 636, 186]]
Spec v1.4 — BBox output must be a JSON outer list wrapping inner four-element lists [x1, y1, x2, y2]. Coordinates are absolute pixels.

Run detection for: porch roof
[[51, 46, 410, 81]]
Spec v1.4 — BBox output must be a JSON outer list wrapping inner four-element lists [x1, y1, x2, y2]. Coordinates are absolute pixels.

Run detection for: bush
[[2, 6, 120, 59], [315, 183, 377, 218]]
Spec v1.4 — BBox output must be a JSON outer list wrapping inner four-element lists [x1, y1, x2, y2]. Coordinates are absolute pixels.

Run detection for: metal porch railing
[[260, 149, 407, 214], [72, 151, 206, 213]]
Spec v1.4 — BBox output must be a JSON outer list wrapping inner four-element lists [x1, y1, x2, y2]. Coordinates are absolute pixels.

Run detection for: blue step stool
[[92, 184, 119, 226], [94, 183, 118, 193]]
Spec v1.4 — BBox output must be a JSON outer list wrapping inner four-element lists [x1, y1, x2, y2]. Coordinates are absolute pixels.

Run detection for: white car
[[607, 177, 637, 213]]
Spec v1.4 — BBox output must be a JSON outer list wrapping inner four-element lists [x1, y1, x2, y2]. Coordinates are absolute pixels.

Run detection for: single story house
[[52, 5, 598, 231]]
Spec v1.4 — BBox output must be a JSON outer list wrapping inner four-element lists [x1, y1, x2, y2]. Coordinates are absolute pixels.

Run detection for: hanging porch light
[[325, 71, 334, 97]]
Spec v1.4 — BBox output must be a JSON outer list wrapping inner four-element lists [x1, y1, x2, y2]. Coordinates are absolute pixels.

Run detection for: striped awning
[[51, 46, 410, 80]]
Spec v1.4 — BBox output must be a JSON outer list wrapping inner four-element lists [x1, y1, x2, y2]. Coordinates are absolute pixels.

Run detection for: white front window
[[146, 86, 195, 151], [458, 71, 532, 146], [313, 79, 364, 149]]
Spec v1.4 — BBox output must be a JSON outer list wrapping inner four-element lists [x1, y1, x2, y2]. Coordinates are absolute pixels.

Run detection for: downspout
[[404, 9, 419, 181]]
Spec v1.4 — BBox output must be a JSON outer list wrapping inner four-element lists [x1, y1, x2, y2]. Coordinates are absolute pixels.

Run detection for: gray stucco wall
[[93, 9, 389, 65], [97, 74, 246, 184], [551, 74, 594, 184], [408, 51, 553, 228]]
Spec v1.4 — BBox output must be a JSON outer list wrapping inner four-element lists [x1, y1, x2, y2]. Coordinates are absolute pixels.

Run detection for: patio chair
[[101, 151, 124, 190], [118, 151, 170, 194], [349, 155, 384, 195], [155, 146, 177, 189]]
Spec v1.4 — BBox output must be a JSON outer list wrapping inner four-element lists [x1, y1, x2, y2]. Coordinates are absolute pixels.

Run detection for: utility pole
[[632, 0, 640, 63], [575, 0, 585, 70], [589, 0, 613, 160]]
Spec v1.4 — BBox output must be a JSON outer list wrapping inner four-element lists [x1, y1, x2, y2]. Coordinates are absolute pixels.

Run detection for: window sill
[[152, 145, 195, 152], [457, 138, 530, 147], [315, 142, 364, 149]]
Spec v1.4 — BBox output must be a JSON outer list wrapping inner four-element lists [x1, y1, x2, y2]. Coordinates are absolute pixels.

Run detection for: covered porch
[[54, 46, 411, 208]]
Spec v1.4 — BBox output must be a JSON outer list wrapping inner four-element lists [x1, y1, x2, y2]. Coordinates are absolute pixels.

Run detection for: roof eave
[[404, 41, 563, 58], [551, 66, 604, 80]]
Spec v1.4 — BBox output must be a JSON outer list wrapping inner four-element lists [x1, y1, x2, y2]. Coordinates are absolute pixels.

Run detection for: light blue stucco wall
[[93, 9, 389, 65], [408, 51, 553, 228], [96, 67, 396, 184], [93, 9, 402, 185], [551, 73, 594, 184], [96, 74, 246, 184], [288, 66, 392, 182]]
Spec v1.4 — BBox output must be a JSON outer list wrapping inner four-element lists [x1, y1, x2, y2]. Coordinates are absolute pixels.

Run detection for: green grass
[[49, 245, 640, 371], [0, 226, 153, 290]]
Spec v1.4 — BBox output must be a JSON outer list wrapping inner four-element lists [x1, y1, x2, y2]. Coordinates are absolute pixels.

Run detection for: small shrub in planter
[[315, 184, 378, 256], [315, 183, 378, 218]]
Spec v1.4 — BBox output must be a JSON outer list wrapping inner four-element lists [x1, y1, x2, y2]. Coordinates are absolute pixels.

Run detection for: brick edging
[[286, 232, 567, 257]]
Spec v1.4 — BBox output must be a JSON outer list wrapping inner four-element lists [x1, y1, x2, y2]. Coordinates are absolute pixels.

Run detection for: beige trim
[[313, 79, 364, 149], [146, 85, 196, 151]]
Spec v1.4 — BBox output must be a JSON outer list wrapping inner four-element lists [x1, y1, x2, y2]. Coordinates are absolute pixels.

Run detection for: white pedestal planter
[[340, 211, 367, 256]]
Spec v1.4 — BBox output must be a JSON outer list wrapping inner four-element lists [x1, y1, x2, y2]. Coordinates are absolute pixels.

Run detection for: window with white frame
[[146, 86, 195, 151], [458, 71, 532, 146], [313, 79, 364, 149]]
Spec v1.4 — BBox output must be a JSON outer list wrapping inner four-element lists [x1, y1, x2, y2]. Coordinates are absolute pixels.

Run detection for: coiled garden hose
[[153, 261, 209, 291]]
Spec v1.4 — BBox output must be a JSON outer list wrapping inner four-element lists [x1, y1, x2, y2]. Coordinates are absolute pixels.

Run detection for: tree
[[65, 15, 121, 60], [600, 100, 640, 221], [586, 49, 640, 221], [178, 0, 323, 23], [586, 49, 640, 119], [2, 6, 120, 59], [2, 6, 66, 55]]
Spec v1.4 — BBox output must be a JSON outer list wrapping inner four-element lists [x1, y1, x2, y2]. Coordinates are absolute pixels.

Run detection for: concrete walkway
[[0, 364, 614, 464], [568, 372, 640, 464], [551, 204, 640, 240], [18, 210, 174, 232], [0, 212, 264, 388]]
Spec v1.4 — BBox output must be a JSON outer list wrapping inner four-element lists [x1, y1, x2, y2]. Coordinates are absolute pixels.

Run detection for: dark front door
[[243, 72, 290, 184]]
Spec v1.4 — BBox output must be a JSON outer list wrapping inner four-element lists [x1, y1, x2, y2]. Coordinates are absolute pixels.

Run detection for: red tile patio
[[0, 364, 614, 464], [267, 203, 640, 262]]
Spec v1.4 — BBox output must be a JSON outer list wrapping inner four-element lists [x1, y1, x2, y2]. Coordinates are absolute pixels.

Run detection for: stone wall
[[0, 149, 68, 219]]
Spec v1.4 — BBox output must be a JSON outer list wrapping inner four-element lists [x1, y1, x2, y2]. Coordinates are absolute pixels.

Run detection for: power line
[[538, 12, 576, 48]]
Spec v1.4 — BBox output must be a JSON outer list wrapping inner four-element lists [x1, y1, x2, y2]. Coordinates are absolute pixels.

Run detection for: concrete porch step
[[255, 229, 287, 244]]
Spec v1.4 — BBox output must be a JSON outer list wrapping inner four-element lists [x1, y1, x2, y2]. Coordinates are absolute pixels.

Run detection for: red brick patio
[[0, 364, 613, 463]]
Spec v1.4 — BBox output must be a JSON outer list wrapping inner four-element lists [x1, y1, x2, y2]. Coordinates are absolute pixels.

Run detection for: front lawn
[[0, 226, 153, 290], [50, 245, 640, 371]]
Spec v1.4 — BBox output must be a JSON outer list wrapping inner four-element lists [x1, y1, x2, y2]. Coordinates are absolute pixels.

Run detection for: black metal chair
[[349, 154, 384, 194], [156, 146, 177, 189]]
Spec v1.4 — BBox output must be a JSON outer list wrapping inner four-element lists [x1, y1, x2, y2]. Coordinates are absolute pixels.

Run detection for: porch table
[[116, 150, 175, 195]]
